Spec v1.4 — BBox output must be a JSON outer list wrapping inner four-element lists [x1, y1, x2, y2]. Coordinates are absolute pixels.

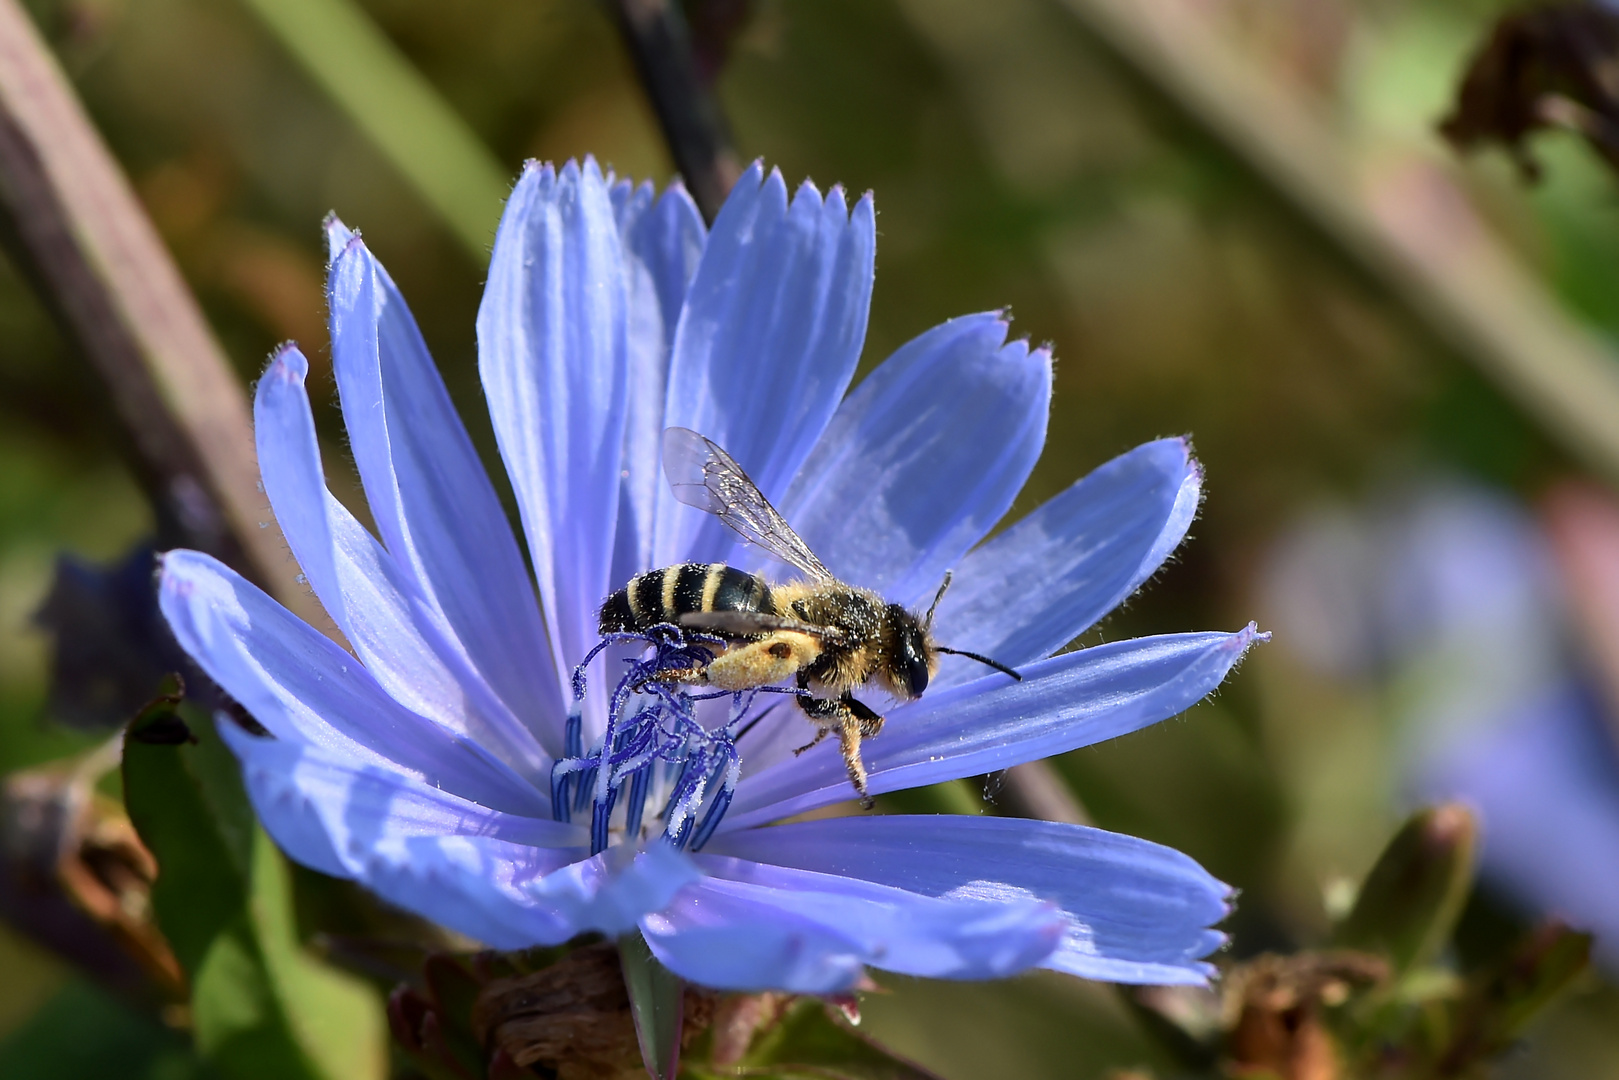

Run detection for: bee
[[599, 426, 1020, 806]]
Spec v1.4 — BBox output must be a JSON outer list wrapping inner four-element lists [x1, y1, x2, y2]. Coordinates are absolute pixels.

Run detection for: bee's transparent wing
[[680, 610, 846, 643], [662, 427, 834, 582]]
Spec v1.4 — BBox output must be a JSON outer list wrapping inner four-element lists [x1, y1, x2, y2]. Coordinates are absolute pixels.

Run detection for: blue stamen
[[551, 767, 571, 824], [564, 706, 582, 759], [590, 780, 618, 854], [551, 623, 754, 855], [689, 788, 733, 852], [624, 765, 650, 839], [659, 756, 696, 822], [573, 764, 598, 814]]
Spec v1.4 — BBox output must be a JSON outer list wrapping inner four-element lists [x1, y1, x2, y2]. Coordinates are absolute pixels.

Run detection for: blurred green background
[[3, 0, 1619, 1077]]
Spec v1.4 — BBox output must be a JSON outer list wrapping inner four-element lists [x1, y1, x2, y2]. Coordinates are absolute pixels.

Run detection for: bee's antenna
[[935, 646, 1022, 681], [923, 571, 953, 632]]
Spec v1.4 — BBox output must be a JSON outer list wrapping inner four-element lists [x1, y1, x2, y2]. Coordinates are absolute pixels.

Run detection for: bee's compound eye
[[902, 653, 929, 697], [887, 606, 931, 698]]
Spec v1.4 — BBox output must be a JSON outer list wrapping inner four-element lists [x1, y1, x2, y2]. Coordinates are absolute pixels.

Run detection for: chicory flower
[[1264, 483, 1619, 971], [158, 158, 1260, 992]]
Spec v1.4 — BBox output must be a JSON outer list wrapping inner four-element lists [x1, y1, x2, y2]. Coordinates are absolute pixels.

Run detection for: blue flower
[[157, 157, 1260, 993], [1265, 481, 1619, 972]]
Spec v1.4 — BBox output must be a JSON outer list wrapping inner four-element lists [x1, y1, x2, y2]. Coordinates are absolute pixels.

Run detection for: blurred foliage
[[0, 0, 1618, 1077], [122, 689, 385, 1080], [1112, 804, 1594, 1080]]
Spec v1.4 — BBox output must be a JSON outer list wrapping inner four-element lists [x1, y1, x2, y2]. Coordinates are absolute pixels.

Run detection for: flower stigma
[[551, 626, 802, 856]]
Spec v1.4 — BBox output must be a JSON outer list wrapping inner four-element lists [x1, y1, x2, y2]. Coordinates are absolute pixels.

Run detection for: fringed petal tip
[[322, 213, 357, 264], [320, 229, 365, 281], [515, 155, 611, 188], [263, 342, 308, 380]]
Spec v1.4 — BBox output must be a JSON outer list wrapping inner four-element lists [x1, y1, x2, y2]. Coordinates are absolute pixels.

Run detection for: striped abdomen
[[598, 562, 775, 634]]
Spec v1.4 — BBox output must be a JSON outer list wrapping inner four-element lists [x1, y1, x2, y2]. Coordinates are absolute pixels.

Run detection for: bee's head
[[884, 605, 935, 699]]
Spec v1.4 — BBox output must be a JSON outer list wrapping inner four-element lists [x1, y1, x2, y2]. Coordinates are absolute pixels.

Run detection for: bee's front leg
[[834, 718, 877, 809], [847, 696, 884, 739], [792, 726, 831, 756]]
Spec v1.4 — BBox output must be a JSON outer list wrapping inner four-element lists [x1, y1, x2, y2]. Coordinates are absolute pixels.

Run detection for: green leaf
[[123, 709, 385, 1080], [247, 828, 387, 1080], [730, 998, 947, 1080], [621, 931, 686, 1080], [1333, 803, 1478, 975], [122, 703, 254, 977]]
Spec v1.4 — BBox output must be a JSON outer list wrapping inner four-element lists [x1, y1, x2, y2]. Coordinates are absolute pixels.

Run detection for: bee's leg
[[836, 715, 873, 810], [792, 675, 842, 755], [792, 726, 831, 756], [846, 696, 885, 739], [790, 683, 877, 808], [649, 665, 709, 685], [704, 631, 821, 691], [840, 698, 883, 808]]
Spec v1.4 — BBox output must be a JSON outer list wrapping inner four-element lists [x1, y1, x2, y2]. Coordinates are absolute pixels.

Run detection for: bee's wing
[[662, 426, 835, 582], [680, 610, 846, 643]]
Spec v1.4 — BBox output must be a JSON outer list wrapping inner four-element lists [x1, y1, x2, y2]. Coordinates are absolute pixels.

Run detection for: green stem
[[237, 0, 512, 262]]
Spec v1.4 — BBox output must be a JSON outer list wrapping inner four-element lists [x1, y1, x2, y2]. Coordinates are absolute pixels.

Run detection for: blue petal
[[224, 719, 696, 949], [478, 160, 629, 736], [362, 837, 697, 950], [707, 816, 1230, 985], [724, 626, 1264, 828], [656, 165, 876, 567], [932, 438, 1202, 688], [695, 856, 1062, 979], [779, 313, 1049, 604], [323, 213, 354, 263], [642, 881, 868, 994], [354, 835, 581, 949], [616, 178, 706, 348], [253, 345, 549, 781], [611, 179, 706, 586], [642, 860, 1058, 993], [158, 549, 549, 816], [326, 222, 565, 752], [220, 721, 583, 855]]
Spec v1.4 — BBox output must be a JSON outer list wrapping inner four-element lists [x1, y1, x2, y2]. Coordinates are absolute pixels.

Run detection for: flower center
[[551, 625, 796, 855]]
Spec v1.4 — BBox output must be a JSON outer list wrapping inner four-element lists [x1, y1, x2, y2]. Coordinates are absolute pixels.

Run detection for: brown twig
[[997, 761, 1092, 826], [0, 0, 319, 620], [608, 0, 742, 223], [1056, 0, 1619, 489]]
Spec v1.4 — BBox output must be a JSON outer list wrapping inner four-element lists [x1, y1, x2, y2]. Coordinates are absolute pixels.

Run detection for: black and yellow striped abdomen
[[598, 563, 775, 635]]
